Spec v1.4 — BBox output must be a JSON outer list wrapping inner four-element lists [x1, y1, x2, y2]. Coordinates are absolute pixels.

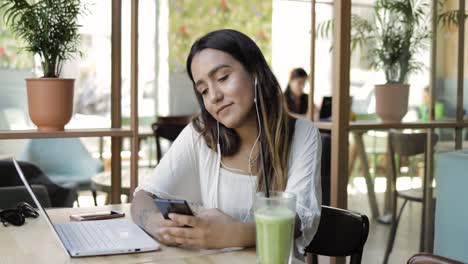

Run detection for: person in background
[[284, 68, 309, 115], [419, 86, 445, 120]]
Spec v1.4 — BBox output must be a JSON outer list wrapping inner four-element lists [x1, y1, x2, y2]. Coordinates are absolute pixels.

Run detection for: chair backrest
[[151, 115, 193, 161], [19, 138, 103, 183], [389, 130, 436, 157], [407, 253, 464, 264], [388, 130, 439, 181], [0, 160, 76, 207], [305, 206, 370, 264]]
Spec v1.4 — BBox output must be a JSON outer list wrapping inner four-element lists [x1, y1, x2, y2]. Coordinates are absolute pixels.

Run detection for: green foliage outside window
[[0, 8, 33, 69], [169, 0, 272, 72]]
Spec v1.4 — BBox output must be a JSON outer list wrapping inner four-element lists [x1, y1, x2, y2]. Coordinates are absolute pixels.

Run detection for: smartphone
[[69, 210, 125, 221], [154, 198, 194, 220]]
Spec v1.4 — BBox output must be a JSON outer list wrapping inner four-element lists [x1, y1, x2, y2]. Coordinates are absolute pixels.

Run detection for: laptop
[[319, 96, 332, 121], [11, 158, 160, 257]]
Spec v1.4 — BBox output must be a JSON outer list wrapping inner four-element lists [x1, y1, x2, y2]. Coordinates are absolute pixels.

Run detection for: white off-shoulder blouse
[[136, 118, 322, 253]]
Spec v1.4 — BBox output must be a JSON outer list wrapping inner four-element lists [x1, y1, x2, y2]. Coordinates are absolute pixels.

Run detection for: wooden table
[[0, 204, 304, 263]]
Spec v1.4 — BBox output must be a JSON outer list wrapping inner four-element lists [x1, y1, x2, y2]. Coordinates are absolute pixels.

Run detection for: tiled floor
[[349, 192, 421, 264], [76, 176, 422, 264]]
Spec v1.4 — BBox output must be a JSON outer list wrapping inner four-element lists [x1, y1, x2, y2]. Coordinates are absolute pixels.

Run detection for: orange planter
[[375, 83, 409, 123], [26, 78, 74, 131]]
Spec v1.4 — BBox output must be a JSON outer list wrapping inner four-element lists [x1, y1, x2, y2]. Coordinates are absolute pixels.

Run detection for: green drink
[[255, 192, 296, 264]]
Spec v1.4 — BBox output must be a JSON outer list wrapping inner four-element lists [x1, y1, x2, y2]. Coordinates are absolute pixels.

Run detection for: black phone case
[[154, 198, 194, 220]]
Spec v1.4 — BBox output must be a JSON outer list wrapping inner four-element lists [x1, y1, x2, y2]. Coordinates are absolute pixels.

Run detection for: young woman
[[131, 29, 321, 255], [284, 68, 309, 115]]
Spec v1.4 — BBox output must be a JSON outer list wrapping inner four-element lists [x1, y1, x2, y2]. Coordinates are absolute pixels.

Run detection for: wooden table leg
[[348, 138, 358, 183], [422, 130, 436, 252], [105, 192, 111, 205], [384, 135, 392, 215], [350, 132, 379, 218]]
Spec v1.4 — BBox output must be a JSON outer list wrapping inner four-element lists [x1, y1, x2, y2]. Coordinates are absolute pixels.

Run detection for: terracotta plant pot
[[26, 78, 74, 131], [375, 83, 409, 123]]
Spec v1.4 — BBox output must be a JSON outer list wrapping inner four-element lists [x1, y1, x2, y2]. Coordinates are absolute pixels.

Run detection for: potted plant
[[0, 0, 86, 131], [318, 0, 466, 122]]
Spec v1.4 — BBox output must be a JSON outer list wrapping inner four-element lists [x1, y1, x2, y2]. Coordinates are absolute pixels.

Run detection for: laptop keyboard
[[55, 221, 118, 251]]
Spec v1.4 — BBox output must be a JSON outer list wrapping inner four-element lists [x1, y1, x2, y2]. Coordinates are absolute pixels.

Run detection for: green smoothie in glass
[[255, 192, 296, 264]]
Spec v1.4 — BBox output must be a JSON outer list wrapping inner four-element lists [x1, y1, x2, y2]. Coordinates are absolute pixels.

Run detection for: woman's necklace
[[221, 150, 260, 174], [247, 151, 260, 167]]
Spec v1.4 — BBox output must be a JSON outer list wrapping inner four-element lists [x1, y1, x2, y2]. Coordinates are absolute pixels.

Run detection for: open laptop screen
[[7, 158, 159, 258], [319, 96, 332, 121], [10, 158, 70, 255]]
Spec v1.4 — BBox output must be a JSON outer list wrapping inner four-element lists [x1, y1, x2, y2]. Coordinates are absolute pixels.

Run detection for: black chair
[[0, 160, 77, 208], [305, 206, 370, 264], [151, 115, 193, 162]]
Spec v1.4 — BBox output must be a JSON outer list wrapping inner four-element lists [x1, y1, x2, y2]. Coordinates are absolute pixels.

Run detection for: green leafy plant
[[169, 0, 272, 72], [0, 7, 33, 69], [317, 0, 467, 84], [0, 0, 86, 77]]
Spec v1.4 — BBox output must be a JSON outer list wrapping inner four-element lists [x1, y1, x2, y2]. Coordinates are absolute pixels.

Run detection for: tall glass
[[254, 192, 296, 264]]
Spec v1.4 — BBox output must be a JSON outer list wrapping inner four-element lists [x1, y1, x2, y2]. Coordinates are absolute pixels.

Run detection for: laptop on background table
[[319, 96, 332, 121], [11, 158, 159, 257]]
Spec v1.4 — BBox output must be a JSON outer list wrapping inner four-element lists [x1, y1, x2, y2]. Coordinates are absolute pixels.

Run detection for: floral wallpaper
[[0, 9, 33, 69], [169, 0, 272, 72]]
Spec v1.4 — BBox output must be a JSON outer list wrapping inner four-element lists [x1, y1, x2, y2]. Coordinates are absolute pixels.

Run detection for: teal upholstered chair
[[435, 150, 468, 263], [19, 138, 103, 206]]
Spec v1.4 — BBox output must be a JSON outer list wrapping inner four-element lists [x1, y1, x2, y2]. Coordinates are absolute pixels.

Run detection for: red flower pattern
[[178, 24, 188, 36], [258, 30, 266, 40], [220, 0, 229, 10]]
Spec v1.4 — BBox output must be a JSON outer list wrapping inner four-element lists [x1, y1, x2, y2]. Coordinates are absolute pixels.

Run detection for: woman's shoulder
[[288, 118, 321, 167], [294, 118, 319, 135], [291, 118, 321, 147], [180, 122, 203, 142], [181, 122, 214, 153]]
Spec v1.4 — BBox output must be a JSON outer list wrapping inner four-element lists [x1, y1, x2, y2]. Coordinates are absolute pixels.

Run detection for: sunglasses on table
[[0, 202, 39, 227]]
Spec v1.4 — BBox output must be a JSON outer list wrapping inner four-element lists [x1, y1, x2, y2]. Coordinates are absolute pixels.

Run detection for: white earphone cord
[[217, 78, 262, 223], [243, 78, 261, 222]]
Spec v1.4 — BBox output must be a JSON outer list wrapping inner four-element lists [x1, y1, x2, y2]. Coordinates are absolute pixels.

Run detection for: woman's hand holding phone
[[151, 212, 184, 247], [151, 198, 193, 246], [157, 208, 255, 249]]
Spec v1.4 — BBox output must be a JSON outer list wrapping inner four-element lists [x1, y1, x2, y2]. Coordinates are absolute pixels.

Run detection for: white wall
[[271, 0, 333, 106], [156, 0, 198, 117], [272, 0, 311, 90], [169, 72, 199, 115]]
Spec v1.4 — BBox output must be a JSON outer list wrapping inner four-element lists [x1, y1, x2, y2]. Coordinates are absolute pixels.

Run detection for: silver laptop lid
[[11, 158, 70, 256]]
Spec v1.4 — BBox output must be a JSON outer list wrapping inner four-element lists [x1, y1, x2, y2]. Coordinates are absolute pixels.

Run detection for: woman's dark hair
[[186, 29, 295, 191]]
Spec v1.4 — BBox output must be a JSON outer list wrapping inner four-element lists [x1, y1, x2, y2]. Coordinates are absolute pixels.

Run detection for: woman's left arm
[[286, 121, 322, 252]]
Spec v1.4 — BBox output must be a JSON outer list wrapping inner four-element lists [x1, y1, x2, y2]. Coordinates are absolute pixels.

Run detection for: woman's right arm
[[131, 125, 201, 246], [131, 190, 181, 246]]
